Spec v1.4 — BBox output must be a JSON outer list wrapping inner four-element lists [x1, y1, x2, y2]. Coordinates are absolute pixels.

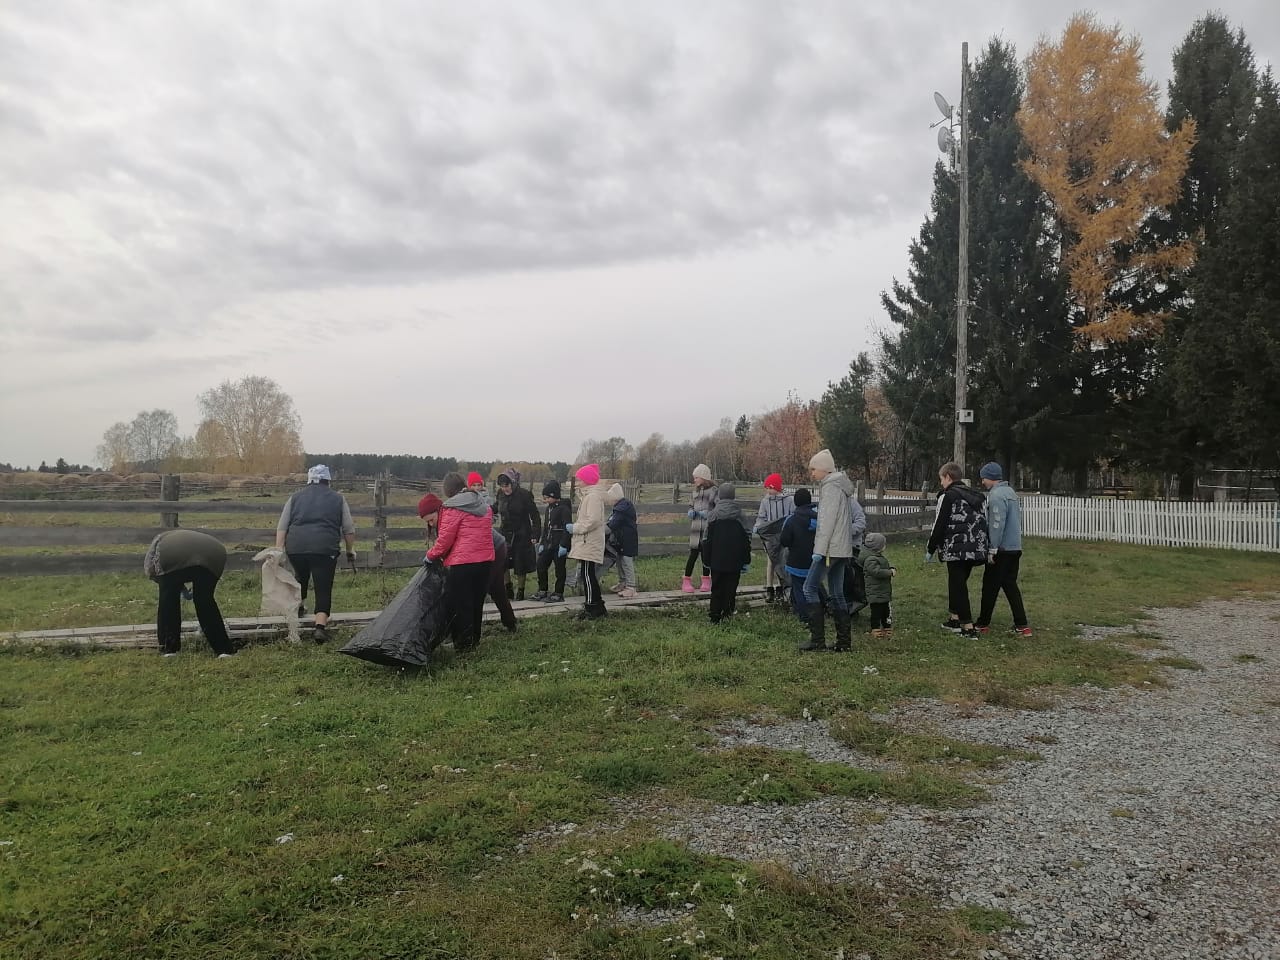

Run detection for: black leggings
[[289, 553, 338, 615], [684, 547, 709, 578]]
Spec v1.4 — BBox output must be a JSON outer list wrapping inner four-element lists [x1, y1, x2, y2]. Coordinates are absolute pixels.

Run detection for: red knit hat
[[466, 471, 484, 487], [418, 493, 443, 518], [764, 473, 783, 492]]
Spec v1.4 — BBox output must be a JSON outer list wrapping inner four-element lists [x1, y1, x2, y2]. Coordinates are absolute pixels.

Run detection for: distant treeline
[[305, 453, 572, 482]]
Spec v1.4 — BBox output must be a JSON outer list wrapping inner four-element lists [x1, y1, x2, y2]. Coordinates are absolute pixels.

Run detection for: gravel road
[[661, 596, 1280, 959]]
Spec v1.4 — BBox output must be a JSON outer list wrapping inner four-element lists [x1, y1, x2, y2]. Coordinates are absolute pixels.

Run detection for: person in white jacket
[[567, 463, 612, 621], [799, 449, 857, 653]]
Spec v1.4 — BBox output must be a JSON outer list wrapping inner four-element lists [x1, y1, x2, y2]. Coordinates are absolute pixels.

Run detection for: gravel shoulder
[[643, 595, 1280, 959]]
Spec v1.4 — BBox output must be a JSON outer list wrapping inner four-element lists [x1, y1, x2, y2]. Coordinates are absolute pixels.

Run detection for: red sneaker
[[1010, 626, 1033, 638]]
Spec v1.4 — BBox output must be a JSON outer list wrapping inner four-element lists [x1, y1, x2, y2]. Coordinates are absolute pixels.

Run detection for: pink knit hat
[[575, 463, 601, 486]]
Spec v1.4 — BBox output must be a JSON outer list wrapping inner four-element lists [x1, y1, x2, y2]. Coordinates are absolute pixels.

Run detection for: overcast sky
[[2, 0, 1277, 469]]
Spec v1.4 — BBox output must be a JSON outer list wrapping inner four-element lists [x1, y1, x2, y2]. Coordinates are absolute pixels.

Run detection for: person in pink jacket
[[426, 471, 495, 650]]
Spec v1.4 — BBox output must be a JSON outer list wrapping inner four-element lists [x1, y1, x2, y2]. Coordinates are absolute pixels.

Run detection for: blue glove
[[811, 553, 824, 564], [564, 523, 575, 534], [924, 551, 935, 563], [807, 517, 817, 531], [557, 546, 568, 558], [536, 543, 544, 555], [740, 564, 750, 574], [688, 508, 697, 519], [180, 587, 194, 601]]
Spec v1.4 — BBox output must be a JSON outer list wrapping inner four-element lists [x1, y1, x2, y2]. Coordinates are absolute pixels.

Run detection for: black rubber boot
[[765, 586, 776, 604], [797, 602, 826, 651], [831, 608, 852, 652]]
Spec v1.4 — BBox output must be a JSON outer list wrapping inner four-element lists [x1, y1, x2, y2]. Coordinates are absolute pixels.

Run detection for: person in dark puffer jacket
[[702, 483, 753, 623], [926, 461, 989, 639], [494, 469, 541, 600], [605, 483, 639, 598], [533, 480, 572, 602], [277, 464, 357, 643]]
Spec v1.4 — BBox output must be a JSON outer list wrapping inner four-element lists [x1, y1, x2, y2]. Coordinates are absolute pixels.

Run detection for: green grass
[[0, 539, 1277, 958]]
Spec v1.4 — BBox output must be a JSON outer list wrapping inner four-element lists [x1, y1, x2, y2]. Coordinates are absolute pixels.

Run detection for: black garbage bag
[[340, 563, 448, 668]]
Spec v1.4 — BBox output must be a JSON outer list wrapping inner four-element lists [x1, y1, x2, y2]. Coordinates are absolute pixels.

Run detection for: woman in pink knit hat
[[567, 463, 609, 620]]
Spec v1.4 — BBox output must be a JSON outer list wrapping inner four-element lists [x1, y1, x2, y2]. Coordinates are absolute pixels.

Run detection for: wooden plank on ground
[[0, 587, 769, 649]]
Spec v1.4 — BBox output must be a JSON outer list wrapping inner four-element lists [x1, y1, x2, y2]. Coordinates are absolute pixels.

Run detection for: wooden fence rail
[[0, 494, 934, 577]]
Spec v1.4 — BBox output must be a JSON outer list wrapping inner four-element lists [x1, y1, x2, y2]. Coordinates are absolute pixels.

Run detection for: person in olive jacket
[[143, 528, 235, 657], [858, 532, 896, 640]]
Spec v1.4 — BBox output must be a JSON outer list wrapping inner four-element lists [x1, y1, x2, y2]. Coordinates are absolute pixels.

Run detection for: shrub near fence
[[1021, 495, 1280, 552]]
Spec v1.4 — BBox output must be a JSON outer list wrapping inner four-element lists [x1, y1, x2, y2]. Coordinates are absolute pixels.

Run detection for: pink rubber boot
[[681, 575, 694, 593], [698, 575, 711, 593]]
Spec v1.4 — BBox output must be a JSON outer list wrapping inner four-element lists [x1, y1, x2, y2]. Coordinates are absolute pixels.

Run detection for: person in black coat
[[926, 462, 990, 639], [495, 469, 542, 600], [533, 480, 572, 602], [702, 483, 753, 623]]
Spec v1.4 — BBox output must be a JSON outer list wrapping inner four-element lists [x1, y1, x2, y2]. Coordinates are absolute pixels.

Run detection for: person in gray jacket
[[800, 448, 856, 652], [276, 464, 356, 643], [144, 529, 235, 657], [973, 462, 1031, 636]]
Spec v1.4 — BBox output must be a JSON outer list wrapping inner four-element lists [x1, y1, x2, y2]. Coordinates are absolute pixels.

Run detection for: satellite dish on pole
[[938, 126, 955, 154], [934, 91, 953, 119]]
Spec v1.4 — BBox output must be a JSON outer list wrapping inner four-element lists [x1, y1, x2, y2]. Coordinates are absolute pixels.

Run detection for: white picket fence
[[1021, 496, 1280, 553]]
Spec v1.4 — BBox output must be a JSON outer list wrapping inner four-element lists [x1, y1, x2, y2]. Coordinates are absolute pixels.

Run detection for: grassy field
[[1, 540, 1277, 959]]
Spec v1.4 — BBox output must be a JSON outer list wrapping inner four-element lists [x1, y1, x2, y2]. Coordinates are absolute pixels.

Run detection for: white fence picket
[[1021, 495, 1280, 553]]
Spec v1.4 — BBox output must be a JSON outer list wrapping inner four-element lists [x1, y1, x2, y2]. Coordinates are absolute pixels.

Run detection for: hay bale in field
[[127, 473, 161, 483]]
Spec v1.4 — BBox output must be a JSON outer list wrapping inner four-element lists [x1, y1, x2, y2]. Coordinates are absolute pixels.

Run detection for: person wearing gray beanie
[[974, 463, 1031, 637]]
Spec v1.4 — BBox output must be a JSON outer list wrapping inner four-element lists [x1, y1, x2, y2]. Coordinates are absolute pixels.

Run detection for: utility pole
[[953, 41, 970, 471]]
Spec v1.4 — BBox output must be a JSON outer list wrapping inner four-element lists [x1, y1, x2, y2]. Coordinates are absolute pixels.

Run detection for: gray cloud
[[2, 0, 1278, 465]]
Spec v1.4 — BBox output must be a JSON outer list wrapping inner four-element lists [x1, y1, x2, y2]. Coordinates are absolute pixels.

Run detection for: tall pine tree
[[1176, 70, 1280, 494], [1137, 16, 1258, 494]]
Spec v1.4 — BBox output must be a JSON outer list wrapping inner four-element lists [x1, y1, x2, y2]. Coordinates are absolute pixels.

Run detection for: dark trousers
[[289, 553, 337, 615], [946, 560, 979, 623], [536, 547, 567, 594], [445, 561, 491, 649], [579, 560, 604, 611], [869, 602, 892, 629], [976, 551, 1028, 628], [708, 570, 741, 622], [684, 547, 709, 578], [156, 567, 233, 655], [487, 545, 517, 630]]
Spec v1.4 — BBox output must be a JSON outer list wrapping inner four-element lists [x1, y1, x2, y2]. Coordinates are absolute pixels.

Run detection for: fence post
[[672, 480, 679, 504], [374, 473, 389, 569], [160, 474, 180, 528]]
